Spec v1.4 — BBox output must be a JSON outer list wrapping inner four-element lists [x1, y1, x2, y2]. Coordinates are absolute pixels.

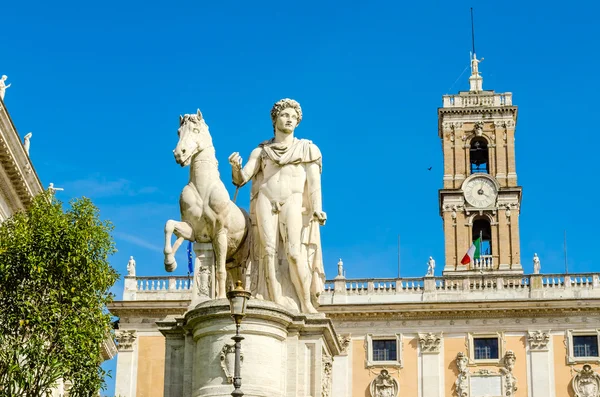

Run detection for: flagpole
[[397, 234, 401, 278], [564, 230, 569, 274]]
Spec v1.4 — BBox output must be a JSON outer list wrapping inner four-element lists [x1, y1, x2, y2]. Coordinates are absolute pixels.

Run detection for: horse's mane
[[180, 113, 206, 127]]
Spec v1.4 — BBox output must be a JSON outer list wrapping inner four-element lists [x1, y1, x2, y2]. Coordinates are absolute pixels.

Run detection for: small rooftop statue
[[426, 256, 435, 277], [127, 256, 136, 277], [48, 183, 64, 194], [23, 132, 32, 155], [533, 253, 541, 274], [335, 258, 345, 280], [0, 75, 11, 100]]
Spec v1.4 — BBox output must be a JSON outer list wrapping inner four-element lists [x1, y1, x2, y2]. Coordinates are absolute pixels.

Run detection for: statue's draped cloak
[[248, 138, 325, 311]]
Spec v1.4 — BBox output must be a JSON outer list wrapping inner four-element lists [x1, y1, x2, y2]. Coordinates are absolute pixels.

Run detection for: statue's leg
[[255, 194, 283, 305], [213, 229, 228, 299], [164, 220, 193, 272], [281, 195, 317, 314]]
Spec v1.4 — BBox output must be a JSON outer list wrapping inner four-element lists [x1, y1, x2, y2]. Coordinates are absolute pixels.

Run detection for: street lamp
[[226, 280, 251, 397]]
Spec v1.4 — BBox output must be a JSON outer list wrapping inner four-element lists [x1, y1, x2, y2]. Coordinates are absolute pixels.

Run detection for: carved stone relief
[[572, 364, 600, 397], [219, 343, 243, 384], [418, 332, 442, 353], [115, 330, 136, 352], [369, 369, 399, 397], [198, 265, 211, 297], [322, 354, 333, 397], [338, 334, 351, 354], [455, 352, 469, 397], [473, 121, 484, 136], [527, 330, 550, 350], [454, 350, 518, 397], [500, 350, 518, 396]]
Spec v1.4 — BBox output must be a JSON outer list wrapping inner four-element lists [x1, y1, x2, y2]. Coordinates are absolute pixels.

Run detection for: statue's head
[[174, 109, 213, 167], [270, 98, 302, 134], [0, 75, 6, 81]]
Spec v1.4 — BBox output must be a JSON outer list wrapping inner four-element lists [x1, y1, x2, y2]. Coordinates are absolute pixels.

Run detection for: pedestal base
[[158, 299, 340, 397]]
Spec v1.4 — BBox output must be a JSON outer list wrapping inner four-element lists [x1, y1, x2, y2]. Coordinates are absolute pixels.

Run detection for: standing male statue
[[228, 98, 326, 314], [0, 75, 11, 100]]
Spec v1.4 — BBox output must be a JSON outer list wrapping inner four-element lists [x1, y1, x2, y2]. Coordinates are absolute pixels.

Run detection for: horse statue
[[163, 109, 250, 299]]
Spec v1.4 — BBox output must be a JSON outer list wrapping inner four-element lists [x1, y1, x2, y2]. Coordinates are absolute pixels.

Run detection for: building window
[[473, 337, 499, 360], [470, 138, 489, 174], [365, 334, 403, 368], [566, 330, 600, 364], [468, 332, 504, 363], [372, 339, 397, 361], [573, 335, 599, 358]]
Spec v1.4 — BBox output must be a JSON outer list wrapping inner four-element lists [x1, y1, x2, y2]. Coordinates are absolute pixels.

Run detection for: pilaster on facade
[[115, 330, 138, 397], [418, 333, 444, 397], [526, 330, 555, 397]]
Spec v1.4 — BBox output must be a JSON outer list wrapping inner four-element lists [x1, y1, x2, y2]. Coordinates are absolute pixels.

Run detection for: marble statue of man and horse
[[163, 100, 327, 314]]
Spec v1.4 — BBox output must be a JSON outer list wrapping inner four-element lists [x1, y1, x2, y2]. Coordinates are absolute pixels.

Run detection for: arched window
[[472, 217, 492, 255], [470, 138, 489, 174]]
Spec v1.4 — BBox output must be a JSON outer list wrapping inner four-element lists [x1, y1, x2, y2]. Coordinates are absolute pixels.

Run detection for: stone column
[[161, 322, 186, 397], [418, 333, 444, 397], [526, 331, 555, 397], [114, 330, 138, 397]]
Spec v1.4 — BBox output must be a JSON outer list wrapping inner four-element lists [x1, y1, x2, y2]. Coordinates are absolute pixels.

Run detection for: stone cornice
[[320, 298, 600, 321], [107, 299, 191, 319], [0, 98, 43, 212]]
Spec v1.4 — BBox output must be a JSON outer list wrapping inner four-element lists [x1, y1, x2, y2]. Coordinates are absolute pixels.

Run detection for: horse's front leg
[[213, 229, 228, 299], [164, 220, 194, 272]]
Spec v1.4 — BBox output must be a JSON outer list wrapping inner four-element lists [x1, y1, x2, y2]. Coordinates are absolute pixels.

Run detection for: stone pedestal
[[159, 299, 340, 397]]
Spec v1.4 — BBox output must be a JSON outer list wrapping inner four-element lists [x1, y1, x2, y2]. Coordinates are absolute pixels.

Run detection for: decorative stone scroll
[[115, 330, 136, 352], [220, 343, 243, 384], [322, 354, 333, 397], [369, 369, 399, 397], [527, 330, 550, 350], [418, 332, 442, 353], [572, 364, 600, 397]]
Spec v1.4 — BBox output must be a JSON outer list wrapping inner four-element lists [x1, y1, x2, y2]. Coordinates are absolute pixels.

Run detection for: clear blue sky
[[3, 1, 599, 394]]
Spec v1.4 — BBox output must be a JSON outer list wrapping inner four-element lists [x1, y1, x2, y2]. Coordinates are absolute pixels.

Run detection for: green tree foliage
[[0, 193, 119, 396]]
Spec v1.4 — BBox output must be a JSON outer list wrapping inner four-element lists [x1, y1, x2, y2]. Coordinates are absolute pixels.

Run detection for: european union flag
[[187, 241, 194, 274]]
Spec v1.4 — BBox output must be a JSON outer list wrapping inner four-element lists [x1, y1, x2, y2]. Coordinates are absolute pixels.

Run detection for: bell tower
[[438, 54, 523, 275]]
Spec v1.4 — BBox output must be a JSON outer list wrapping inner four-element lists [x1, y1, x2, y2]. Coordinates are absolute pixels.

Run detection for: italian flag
[[461, 237, 481, 265]]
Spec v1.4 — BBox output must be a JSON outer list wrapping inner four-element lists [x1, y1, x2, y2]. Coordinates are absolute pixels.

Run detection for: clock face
[[464, 177, 497, 208]]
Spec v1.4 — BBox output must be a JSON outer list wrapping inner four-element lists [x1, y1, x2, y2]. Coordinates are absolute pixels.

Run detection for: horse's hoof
[[165, 259, 177, 272]]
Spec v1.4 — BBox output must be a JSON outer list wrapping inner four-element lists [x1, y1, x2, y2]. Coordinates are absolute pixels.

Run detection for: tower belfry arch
[[438, 53, 523, 275]]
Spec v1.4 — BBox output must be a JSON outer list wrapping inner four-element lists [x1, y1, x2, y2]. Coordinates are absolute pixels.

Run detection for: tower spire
[[469, 8, 483, 91]]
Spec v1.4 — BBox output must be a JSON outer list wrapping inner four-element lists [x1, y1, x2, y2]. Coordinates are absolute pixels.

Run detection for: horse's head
[[173, 109, 213, 167]]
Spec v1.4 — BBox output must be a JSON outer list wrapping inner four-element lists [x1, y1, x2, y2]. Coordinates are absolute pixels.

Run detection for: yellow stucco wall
[[553, 335, 574, 396], [136, 336, 166, 397], [400, 337, 418, 397], [444, 336, 465, 396], [505, 335, 527, 397]]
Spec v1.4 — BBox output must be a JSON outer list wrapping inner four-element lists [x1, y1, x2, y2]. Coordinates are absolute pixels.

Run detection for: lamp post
[[226, 280, 251, 397]]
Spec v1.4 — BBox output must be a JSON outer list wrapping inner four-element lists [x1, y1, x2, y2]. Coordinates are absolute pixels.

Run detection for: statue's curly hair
[[270, 98, 302, 131]]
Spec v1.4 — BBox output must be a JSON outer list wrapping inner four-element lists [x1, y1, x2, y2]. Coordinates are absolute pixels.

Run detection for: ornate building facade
[[108, 59, 600, 397]]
